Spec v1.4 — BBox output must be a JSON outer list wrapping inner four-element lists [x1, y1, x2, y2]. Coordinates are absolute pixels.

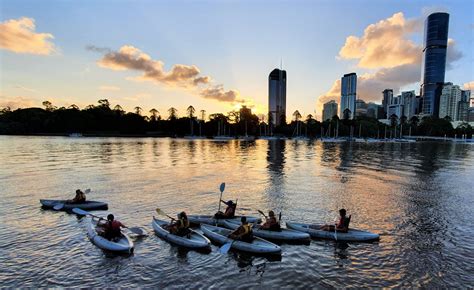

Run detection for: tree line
[[0, 99, 472, 138]]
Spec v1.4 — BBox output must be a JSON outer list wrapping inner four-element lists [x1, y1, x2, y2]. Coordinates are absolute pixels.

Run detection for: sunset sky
[[1, 0, 473, 120]]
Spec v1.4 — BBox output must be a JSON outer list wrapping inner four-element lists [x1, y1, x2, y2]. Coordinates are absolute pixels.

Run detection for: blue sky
[[1, 0, 473, 120]]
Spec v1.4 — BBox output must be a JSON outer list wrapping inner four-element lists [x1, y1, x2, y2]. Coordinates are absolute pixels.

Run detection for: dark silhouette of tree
[[149, 108, 159, 121], [68, 104, 79, 110], [42, 101, 56, 111], [114, 104, 123, 112], [134, 106, 142, 115], [200, 109, 206, 121], [343, 108, 351, 120], [389, 114, 398, 128], [98, 99, 110, 109], [168, 107, 178, 120], [187, 106, 195, 118]]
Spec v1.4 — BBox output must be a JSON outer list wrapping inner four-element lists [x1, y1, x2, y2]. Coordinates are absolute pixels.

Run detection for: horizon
[[1, 0, 473, 121]]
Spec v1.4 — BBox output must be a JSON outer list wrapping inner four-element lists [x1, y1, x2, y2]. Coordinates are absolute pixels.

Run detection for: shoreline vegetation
[[1, 99, 472, 139]]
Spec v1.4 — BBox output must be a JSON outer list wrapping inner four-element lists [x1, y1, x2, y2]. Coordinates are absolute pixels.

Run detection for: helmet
[[269, 210, 275, 217], [107, 214, 114, 221]]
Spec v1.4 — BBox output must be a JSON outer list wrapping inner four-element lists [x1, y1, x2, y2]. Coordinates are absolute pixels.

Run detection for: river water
[[0, 136, 473, 288]]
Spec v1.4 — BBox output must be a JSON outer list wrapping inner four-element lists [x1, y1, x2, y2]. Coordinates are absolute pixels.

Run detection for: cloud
[[0, 96, 37, 109], [99, 85, 120, 91], [317, 12, 464, 119], [122, 93, 151, 102], [464, 81, 474, 91], [338, 12, 421, 69], [0, 17, 56, 55], [91, 45, 245, 103]]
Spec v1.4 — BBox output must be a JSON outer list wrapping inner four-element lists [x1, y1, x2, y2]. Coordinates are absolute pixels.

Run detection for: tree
[[187, 105, 195, 118], [200, 109, 206, 121], [227, 110, 240, 123], [306, 114, 314, 123], [168, 107, 178, 120], [42, 100, 56, 111], [68, 104, 79, 110], [343, 108, 351, 120], [113, 104, 123, 112], [389, 114, 398, 128], [134, 106, 142, 115], [293, 110, 301, 122], [149, 108, 159, 121], [409, 115, 419, 127], [98, 99, 110, 109]]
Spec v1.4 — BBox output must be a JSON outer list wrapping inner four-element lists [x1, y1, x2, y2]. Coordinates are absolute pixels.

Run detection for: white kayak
[[86, 217, 134, 253], [40, 199, 108, 210], [286, 222, 380, 242], [151, 217, 210, 249], [221, 219, 310, 242], [201, 224, 281, 254], [188, 215, 261, 226]]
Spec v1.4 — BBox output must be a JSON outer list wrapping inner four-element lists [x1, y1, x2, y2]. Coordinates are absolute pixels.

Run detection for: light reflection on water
[[0, 136, 473, 287]]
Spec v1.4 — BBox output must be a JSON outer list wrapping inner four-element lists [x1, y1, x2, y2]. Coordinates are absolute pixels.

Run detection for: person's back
[[224, 202, 236, 218], [261, 211, 281, 231], [229, 217, 253, 242], [72, 189, 86, 203], [101, 214, 125, 240], [176, 212, 190, 236]]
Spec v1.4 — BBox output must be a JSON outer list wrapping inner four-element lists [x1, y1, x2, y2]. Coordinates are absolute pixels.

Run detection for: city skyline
[[1, 0, 473, 121]]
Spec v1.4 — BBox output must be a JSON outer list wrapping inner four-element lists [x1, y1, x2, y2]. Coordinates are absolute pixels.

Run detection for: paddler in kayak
[[164, 212, 191, 236], [228, 216, 253, 242], [214, 200, 236, 219], [98, 214, 128, 241], [260, 210, 281, 231], [319, 208, 350, 233], [66, 189, 86, 204]]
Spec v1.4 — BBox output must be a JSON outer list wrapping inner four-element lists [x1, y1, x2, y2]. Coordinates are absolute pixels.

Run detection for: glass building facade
[[340, 73, 357, 119], [268, 68, 287, 126], [420, 12, 449, 117]]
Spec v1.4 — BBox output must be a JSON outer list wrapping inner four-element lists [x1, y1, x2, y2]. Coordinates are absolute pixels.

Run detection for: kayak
[[201, 224, 281, 254], [86, 217, 134, 253], [151, 217, 211, 249], [40, 199, 108, 211], [285, 222, 380, 242], [188, 215, 261, 226], [221, 219, 311, 242]]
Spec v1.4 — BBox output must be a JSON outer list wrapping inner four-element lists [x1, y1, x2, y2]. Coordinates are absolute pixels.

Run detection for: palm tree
[[343, 108, 351, 120], [168, 107, 178, 120], [187, 105, 195, 118], [149, 108, 159, 121], [113, 104, 123, 112], [68, 104, 79, 110], [134, 106, 142, 115], [200, 109, 206, 121], [293, 110, 301, 122]]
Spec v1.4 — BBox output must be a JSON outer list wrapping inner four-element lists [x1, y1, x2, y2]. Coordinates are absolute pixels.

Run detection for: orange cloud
[[0, 17, 56, 55], [338, 12, 421, 69], [92, 45, 243, 103], [0, 96, 37, 109], [463, 81, 474, 91]]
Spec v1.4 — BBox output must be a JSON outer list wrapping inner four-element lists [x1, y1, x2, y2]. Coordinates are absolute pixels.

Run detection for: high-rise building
[[388, 95, 404, 119], [382, 89, 393, 118], [401, 90, 419, 118], [420, 12, 449, 117], [458, 90, 471, 121], [322, 100, 338, 121], [268, 68, 287, 126], [355, 99, 367, 117], [366, 102, 379, 119], [340, 73, 357, 119], [439, 82, 462, 120]]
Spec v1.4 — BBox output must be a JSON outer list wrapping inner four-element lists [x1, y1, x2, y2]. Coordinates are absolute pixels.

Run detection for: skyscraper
[[382, 89, 393, 118], [268, 68, 287, 126], [340, 73, 357, 119], [420, 12, 449, 117], [322, 100, 338, 121], [439, 82, 462, 120]]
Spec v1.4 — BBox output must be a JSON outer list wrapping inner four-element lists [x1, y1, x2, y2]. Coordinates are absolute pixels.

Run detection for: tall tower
[[340, 73, 357, 119], [268, 68, 287, 126], [420, 12, 449, 117]]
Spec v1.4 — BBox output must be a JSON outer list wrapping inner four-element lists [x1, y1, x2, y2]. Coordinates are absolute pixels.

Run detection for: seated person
[[164, 212, 191, 236], [260, 210, 281, 231], [67, 189, 86, 204], [319, 208, 350, 233], [214, 200, 236, 219], [228, 216, 253, 242], [98, 214, 127, 241]]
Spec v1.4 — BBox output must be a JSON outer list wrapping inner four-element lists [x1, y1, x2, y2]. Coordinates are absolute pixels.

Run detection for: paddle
[[72, 208, 146, 236], [217, 182, 226, 213], [155, 208, 176, 221], [257, 210, 267, 219], [334, 218, 338, 241], [53, 189, 91, 210], [219, 240, 234, 254]]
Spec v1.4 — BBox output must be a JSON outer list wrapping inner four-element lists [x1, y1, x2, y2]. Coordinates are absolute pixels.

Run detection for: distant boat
[[320, 138, 346, 143], [69, 133, 83, 137], [213, 136, 234, 140], [183, 136, 207, 140]]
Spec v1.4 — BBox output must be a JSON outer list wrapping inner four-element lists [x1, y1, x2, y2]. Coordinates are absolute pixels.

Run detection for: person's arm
[[220, 200, 228, 205], [120, 221, 128, 229]]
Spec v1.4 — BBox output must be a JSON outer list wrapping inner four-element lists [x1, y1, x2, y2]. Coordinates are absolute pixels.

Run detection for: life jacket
[[177, 217, 190, 229], [225, 204, 236, 217], [242, 223, 252, 235], [106, 220, 122, 235]]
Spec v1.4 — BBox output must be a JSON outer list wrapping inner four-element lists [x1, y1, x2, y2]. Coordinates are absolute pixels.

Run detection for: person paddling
[[228, 216, 253, 242], [214, 200, 236, 219], [164, 212, 191, 236], [260, 210, 281, 231], [67, 189, 86, 204], [319, 208, 350, 233], [98, 214, 127, 241]]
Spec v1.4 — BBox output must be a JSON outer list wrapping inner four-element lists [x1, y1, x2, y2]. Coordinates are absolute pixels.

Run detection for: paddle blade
[[53, 203, 64, 211], [219, 242, 232, 254], [84, 189, 91, 194], [128, 227, 147, 236], [156, 208, 165, 216], [257, 210, 266, 216], [220, 182, 225, 193], [72, 208, 89, 216]]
